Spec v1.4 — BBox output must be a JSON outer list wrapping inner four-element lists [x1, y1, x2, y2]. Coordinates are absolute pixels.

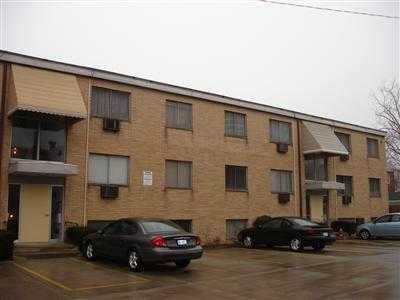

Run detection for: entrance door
[[50, 186, 63, 240], [307, 192, 328, 224], [19, 184, 51, 242]]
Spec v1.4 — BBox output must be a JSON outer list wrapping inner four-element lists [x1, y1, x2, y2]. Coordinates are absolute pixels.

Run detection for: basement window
[[226, 219, 248, 241]]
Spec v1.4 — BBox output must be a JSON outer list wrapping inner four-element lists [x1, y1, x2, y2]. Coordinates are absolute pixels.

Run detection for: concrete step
[[15, 249, 80, 259], [14, 242, 81, 259]]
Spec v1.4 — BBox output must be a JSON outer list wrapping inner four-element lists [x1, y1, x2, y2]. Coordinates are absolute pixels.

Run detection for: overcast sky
[[1, 0, 399, 128]]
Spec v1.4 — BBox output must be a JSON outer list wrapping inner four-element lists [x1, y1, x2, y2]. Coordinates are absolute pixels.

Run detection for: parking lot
[[1, 240, 400, 300]]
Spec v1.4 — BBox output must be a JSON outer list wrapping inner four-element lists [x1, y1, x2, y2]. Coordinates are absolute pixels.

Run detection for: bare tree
[[375, 79, 400, 169]]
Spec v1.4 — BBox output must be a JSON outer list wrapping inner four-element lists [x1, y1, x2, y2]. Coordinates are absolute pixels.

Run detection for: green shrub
[[253, 215, 272, 227], [330, 220, 357, 235], [65, 226, 90, 246], [0, 231, 16, 261]]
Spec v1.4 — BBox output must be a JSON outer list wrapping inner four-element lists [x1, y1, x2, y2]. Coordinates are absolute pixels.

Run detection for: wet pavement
[[1, 240, 400, 300]]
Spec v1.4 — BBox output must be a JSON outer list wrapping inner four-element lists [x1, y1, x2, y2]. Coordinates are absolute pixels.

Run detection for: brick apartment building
[[0, 51, 388, 244]]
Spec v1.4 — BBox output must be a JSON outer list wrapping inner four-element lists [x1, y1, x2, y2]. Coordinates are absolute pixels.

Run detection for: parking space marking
[[13, 260, 149, 292], [12, 262, 74, 292], [70, 258, 150, 281]]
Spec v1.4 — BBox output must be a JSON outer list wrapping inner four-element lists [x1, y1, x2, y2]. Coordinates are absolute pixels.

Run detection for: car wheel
[[242, 235, 255, 248], [312, 242, 325, 251], [84, 242, 96, 260], [359, 230, 371, 240], [128, 249, 144, 272], [289, 237, 303, 252], [175, 259, 191, 269]]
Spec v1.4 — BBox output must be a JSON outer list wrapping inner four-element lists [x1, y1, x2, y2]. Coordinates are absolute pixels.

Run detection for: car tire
[[312, 242, 325, 251], [359, 229, 371, 240], [84, 242, 96, 260], [175, 259, 191, 269], [128, 249, 144, 272], [289, 237, 303, 252], [242, 235, 255, 248]]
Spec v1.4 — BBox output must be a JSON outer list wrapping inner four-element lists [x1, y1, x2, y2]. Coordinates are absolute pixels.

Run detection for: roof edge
[[0, 50, 386, 137]]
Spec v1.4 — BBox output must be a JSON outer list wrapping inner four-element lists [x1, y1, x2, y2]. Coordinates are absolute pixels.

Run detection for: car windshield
[[290, 218, 320, 227], [140, 220, 182, 233]]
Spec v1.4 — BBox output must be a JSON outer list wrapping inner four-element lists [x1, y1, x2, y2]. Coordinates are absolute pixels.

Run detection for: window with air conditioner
[[270, 170, 293, 194], [91, 87, 130, 121], [270, 119, 291, 145], [88, 154, 129, 186]]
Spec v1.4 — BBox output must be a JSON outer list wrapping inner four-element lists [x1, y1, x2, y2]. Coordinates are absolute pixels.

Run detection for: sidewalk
[[336, 238, 400, 247]]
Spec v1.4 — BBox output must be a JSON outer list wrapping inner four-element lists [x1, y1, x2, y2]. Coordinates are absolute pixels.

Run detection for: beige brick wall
[[329, 129, 388, 221], [84, 79, 299, 243], [0, 64, 389, 243]]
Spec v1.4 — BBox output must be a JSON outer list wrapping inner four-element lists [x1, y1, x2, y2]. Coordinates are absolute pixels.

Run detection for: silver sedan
[[356, 213, 400, 240]]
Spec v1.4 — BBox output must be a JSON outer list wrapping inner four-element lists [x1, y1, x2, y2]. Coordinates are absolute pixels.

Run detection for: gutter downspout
[[296, 119, 303, 217], [82, 77, 92, 225], [0, 64, 8, 176], [0, 63, 8, 229]]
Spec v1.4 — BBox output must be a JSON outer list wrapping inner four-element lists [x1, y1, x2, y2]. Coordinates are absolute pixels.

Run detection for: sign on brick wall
[[143, 171, 153, 186]]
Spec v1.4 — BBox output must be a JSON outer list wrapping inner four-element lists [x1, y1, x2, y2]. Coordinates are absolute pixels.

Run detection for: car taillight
[[151, 235, 167, 248], [306, 229, 317, 235], [195, 236, 201, 246]]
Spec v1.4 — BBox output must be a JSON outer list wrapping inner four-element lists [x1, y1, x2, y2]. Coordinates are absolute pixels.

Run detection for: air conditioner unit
[[103, 119, 120, 132], [342, 195, 352, 205], [340, 155, 349, 161], [278, 193, 290, 204], [277, 143, 288, 153], [100, 185, 119, 199]]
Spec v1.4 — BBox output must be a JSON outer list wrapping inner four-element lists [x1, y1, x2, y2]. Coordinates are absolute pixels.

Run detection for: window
[[11, 117, 66, 162], [171, 219, 192, 232], [367, 138, 379, 158], [166, 160, 192, 188], [270, 170, 293, 193], [369, 178, 381, 197], [226, 219, 247, 241], [225, 111, 246, 137], [140, 220, 182, 233], [335, 132, 351, 153], [374, 215, 391, 223], [120, 221, 138, 235], [91, 87, 130, 120], [166, 101, 192, 130], [103, 221, 121, 235], [290, 218, 319, 227], [225, 165, 247, 190], [391, 215, 400, 222], [337, 175, 353, 197], [262, 218, 282, 229], [270, 120, 291, 144], [88, 154, 129, 185], [305, 154, 327, 181]]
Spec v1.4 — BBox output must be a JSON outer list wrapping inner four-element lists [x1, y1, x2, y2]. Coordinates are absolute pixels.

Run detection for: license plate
[[177, 239, 187, 246], [323, 232, 329, 237]]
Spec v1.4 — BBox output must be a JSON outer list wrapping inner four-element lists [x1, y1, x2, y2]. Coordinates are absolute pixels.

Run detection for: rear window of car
[[290, 218, 320, 226], [140, 221, 182, 233]]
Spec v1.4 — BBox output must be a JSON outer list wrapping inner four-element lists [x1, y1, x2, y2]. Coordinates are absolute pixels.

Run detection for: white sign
[[143, 171, 153, 186]]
